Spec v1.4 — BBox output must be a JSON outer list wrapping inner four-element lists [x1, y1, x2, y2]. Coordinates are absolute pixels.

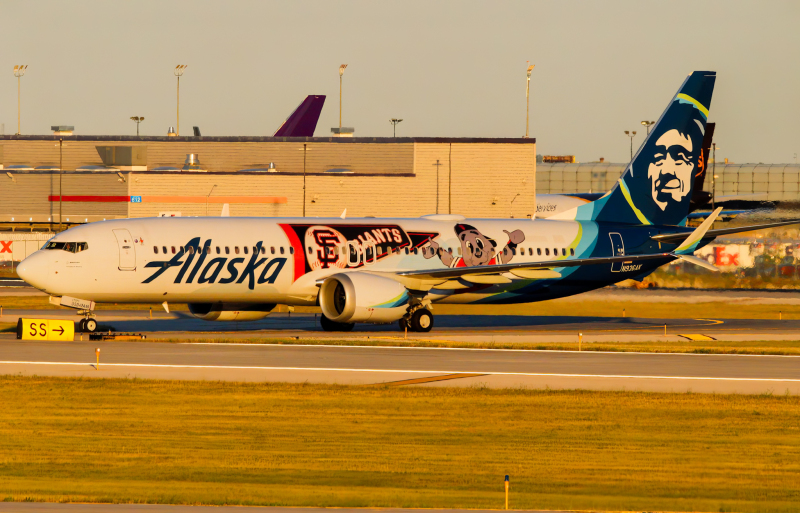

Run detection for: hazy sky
[[1, 0, 798, 164]]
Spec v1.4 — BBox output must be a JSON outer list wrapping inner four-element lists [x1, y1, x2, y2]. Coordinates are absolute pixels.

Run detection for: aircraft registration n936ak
[[16, 71, 799, 333]]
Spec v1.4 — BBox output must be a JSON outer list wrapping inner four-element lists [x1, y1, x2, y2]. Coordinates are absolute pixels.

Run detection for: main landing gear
[[399, 308, 433, 333], [320, 314, 355, 332]]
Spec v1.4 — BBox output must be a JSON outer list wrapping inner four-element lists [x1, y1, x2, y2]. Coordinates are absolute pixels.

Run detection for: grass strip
[[154, 336, 800, 356], [0, 376, 798, 512]]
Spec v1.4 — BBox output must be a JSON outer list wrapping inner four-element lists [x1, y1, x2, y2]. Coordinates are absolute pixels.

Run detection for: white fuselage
[[18, 215, 587, 306]]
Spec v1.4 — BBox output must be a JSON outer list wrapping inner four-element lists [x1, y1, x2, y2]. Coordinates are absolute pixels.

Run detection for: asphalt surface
[[2, 339, 798, 394], [0, 506, 565, 513]]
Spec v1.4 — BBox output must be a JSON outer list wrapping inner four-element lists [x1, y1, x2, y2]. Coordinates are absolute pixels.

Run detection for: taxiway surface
[[2, 339, 798, 394]]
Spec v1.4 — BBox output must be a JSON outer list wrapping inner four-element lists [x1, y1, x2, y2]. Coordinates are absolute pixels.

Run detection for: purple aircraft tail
[[273, 95, 326, 137]]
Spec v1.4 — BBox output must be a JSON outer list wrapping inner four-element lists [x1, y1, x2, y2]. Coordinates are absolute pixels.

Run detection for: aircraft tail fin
[[273, 95, 326, 137], [575, 71, 716, 226], [689, 122, 715, 212]]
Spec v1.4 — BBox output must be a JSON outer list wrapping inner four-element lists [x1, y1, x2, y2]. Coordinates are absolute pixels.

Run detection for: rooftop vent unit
[[51, 125, 74, 136], [182, 154, 206, 172], [168, 127, 177, 137]]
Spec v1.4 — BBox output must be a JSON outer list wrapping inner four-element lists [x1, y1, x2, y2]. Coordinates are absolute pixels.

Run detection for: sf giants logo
[[305, 226, 347, 271]]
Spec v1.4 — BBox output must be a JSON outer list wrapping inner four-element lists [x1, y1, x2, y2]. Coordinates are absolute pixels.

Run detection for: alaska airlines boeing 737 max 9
[[16, 71, 799, 332]]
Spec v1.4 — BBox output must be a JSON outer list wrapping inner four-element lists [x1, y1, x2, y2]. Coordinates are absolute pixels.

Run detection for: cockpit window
[[45, 241, 88, 253]]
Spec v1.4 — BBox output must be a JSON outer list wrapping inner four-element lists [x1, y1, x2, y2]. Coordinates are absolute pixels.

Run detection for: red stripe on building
[[279, 224, 306, 282], [48, 195, 131, 202]]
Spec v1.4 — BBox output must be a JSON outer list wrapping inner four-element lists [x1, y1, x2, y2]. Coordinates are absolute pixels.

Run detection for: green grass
[[156, 336, 800, 356], [0, 376, 798, 512]]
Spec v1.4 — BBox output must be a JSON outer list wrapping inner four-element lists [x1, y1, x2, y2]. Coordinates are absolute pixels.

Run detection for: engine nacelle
[[188, 303, 276, 322], [319, 272, 410, 324]]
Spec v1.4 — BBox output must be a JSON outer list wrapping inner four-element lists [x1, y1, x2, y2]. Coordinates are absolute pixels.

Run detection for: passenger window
[[537, 248, 541, 256], [545, 248, 550, 256], [271, 247, 276, 255], [215, 246, 220, 254], [225, 247, 230, 255], [235, 247, 240, 254], [308, 247, 313, 255], [260, 247, 265, 255], [413, 248, 418, 255], [205, 246, 210, 254], [171, 246, 176, 254], [244, 247, 249, 255], [289, 247, 294, 254], [154, 246, 158, 254], [529, 248, 533, 256], [188, 247, 195, 255], [404, 247, 409, 255], [253, 246, 258, 254], [280, 247, 285, 255], [553, 248, 557, 256], [570, 248, 575, 256], [562, 248, 566, 256], [163, 246, 167, 254]]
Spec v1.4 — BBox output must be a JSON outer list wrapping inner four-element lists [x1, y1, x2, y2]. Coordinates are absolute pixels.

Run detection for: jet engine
[[319, 272, 410, 324], [188, 303, 276, 321]]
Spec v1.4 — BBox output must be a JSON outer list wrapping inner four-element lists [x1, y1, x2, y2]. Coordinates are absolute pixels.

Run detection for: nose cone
[[17, 251, 50, 291]]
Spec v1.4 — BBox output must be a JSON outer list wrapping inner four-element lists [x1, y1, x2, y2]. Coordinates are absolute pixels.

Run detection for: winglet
[[220, 203, 230, 217], [674, 206, 722, 255], [675, 253, 719, 272], [340, 208, 347, 219]]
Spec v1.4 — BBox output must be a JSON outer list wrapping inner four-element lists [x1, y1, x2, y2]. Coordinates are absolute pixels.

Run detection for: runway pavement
[[1, 338, 798, 394], [0, 506, 566, 513]]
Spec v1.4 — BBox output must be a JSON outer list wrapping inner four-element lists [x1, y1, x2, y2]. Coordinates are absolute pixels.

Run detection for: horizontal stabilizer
[[652, 218, 800, 244], [674, 253, 719, 272]]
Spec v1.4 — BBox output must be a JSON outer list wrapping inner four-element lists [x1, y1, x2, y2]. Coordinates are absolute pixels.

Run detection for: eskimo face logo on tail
[[142, 237, 286, 290], [637, 101, 706, 218], [648, 128, 697, 211]]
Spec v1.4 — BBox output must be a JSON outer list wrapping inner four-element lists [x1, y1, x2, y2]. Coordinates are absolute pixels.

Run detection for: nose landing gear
[[77, 313, 98, 333]]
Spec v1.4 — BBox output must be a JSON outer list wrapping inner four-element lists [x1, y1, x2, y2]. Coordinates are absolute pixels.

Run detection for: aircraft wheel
[[320, 314, 355, 332], [85, 318, 98, 333], [77, 319, 86, 332], [410, 309, 433, 332]]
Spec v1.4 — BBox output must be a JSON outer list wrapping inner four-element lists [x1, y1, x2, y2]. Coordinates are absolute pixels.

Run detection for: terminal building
[[0, 135, 536, 229]]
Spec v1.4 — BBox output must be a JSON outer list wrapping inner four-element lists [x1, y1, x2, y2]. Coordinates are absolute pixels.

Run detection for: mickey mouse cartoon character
[[422, 223, 525, 268]]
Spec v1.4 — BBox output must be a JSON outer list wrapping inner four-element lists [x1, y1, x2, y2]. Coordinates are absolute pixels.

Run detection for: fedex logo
[[0, 241, 11, 253]]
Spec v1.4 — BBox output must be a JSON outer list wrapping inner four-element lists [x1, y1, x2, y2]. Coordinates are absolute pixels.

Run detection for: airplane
[[17, 71, 800, 334], [273, 95, 326, 137]]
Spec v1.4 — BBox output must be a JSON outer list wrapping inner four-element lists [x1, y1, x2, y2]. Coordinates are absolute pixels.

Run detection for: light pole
[[641, 120, 655, 136], [390, 118, 403, 137], [13, 65, 27, 135], [525, 63, 534, 138], [206, 184, 217, 216], [59, 138, 63, 230], [338, 64, 348, 128], [624, 130, 637, 161], [130, 116, 145, 136], [174, 65, 187, 136]]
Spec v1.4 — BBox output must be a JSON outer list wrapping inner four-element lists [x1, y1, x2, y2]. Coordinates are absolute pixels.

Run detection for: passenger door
[[609, 232, 625, 272], [113, 229, 137, 271]]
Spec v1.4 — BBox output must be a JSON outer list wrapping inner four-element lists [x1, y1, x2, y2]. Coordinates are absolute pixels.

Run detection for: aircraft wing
[[395, 252, 672, 281]]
